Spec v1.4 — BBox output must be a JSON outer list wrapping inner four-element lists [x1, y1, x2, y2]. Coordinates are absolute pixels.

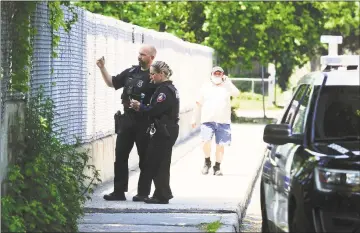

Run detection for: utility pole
[[261, 65, 266, 119]]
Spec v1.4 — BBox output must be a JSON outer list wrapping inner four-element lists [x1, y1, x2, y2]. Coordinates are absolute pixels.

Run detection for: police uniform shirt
[[112, 66, 157, 108], [139, 81, 180, 121]]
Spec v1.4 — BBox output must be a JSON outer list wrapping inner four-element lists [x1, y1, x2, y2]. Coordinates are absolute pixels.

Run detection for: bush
[[231, 92, 264, 109], [1, 89, 101, 232], [236, 92, 264, 101]]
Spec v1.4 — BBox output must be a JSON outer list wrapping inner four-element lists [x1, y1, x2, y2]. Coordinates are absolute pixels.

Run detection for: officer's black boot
[[103, 181, 126, 201], [132, 194, 148, 202], [144, 187, 172, 204], [104, 162, 126, 201], [103, 191, 126, 201], [144, 196, 169, 204], [134, 168, 151, 202]]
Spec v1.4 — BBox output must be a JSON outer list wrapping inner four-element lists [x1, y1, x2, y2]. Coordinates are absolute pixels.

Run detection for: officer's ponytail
[[152, 61, 173, 79]]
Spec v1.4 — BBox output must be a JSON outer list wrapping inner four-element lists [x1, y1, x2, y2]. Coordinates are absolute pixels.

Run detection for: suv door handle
[[263, 176, 270, 184], [275, 153, 282, 159], [269, 158, 278, 167], [267, 145, 273, 150]]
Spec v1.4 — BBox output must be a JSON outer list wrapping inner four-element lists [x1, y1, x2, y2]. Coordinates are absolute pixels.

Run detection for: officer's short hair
[[148, 45, 157, 57], [152, 61, 173, 78], [142, 44, 157, 57]]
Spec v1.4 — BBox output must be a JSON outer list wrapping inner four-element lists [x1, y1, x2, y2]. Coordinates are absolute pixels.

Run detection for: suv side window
[[281, 84, 308, 124], [292, 85, 312, 134]]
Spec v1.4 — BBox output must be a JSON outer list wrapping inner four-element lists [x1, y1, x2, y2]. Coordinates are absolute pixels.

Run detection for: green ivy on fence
[[1, 2, 101, 232], [1, 88, 101, 232]]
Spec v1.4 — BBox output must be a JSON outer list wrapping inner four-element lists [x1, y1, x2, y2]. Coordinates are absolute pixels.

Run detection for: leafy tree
[[76, 1, 359, 91], [75, 1, 207, 43], [259, 2, 325, 90], [319, 2, 360, 54]]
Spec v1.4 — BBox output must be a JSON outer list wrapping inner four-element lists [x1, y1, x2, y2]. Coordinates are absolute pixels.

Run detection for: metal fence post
[[261, 66, 266, 118]]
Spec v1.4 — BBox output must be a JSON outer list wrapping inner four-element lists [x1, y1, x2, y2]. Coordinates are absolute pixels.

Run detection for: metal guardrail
[[230, 77, 270, 94]]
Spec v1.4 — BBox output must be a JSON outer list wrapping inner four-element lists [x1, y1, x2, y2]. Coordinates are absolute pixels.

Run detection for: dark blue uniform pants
[[114, 114, 150, 193], [137, 124, 179, 200]]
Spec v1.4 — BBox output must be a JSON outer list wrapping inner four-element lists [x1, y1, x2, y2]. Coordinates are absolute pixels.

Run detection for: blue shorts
[[200, 122, 231, 146]]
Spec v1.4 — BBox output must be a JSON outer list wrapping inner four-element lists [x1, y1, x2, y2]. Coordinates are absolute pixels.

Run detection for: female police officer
[[130, 61, 179, 204]]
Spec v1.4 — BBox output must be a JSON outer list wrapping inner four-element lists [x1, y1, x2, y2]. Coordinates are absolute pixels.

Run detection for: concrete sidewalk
[[78, 124, 266, 232]]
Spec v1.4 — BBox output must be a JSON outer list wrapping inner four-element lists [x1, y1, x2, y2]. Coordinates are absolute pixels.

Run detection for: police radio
[[126, 85, 135, 103], [140, 93, 145, 104]]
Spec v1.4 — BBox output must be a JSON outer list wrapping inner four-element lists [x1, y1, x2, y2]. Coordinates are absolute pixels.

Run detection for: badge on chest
[[137, 80, 143, 87]]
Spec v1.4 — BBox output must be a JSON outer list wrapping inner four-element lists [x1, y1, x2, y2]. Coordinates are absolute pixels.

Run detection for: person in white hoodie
[[191, 66, 240, 176]]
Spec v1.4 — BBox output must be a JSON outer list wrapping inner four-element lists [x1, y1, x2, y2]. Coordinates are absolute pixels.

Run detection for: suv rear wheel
[[260, 179, 270, 232]]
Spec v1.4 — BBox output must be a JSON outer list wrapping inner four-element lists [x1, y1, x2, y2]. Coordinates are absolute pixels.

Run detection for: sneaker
[[213, 167, 223, 176], [201, 163, 211, 175], [103, 191, 126, 201]]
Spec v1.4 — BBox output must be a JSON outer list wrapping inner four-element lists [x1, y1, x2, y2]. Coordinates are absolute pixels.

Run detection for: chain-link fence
[[0, 2, 214, 145], [1, 2, 13, 126]]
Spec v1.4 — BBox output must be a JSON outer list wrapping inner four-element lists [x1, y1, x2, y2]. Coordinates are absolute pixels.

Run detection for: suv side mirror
[[263, 124, 303, 145]]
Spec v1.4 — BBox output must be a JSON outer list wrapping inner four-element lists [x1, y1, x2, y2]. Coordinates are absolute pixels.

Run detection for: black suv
[[260, 59, 360, 232]]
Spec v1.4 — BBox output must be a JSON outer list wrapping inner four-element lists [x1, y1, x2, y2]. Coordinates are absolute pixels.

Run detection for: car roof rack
[[321, 55, 360, 71], [320, 35, 359, 71]]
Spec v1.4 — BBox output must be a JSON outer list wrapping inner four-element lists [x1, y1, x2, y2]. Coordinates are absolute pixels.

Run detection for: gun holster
[[114, 111, 122, 134], [114, 110, 133, 134], [154, 118, 170, 138]]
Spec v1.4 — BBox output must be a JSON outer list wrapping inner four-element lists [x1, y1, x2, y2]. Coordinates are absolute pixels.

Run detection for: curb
[[222, 154, 265, 233], [237, 154, 265, 228], [217, 224, 237, 232], [84, 208, 236, 214]]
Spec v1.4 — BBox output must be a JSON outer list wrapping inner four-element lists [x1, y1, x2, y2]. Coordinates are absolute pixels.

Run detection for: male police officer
[[96, 44, 157, 201]]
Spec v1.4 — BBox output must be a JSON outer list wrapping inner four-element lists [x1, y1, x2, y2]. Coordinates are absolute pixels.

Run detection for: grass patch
[[199, 220, 223, 232], [231, 92, 285, 111], [236, 99, 282, 111], [232, 116, 277, 124]]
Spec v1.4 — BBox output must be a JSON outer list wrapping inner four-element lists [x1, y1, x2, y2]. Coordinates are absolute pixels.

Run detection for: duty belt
[[146, 123, 156, 137]]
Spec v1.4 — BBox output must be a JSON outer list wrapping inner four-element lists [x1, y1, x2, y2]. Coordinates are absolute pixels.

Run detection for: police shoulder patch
[[157, 93, 166, 102]]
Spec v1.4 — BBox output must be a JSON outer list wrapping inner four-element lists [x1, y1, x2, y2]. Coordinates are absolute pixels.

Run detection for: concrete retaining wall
[[1, 100, 25, 195]]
